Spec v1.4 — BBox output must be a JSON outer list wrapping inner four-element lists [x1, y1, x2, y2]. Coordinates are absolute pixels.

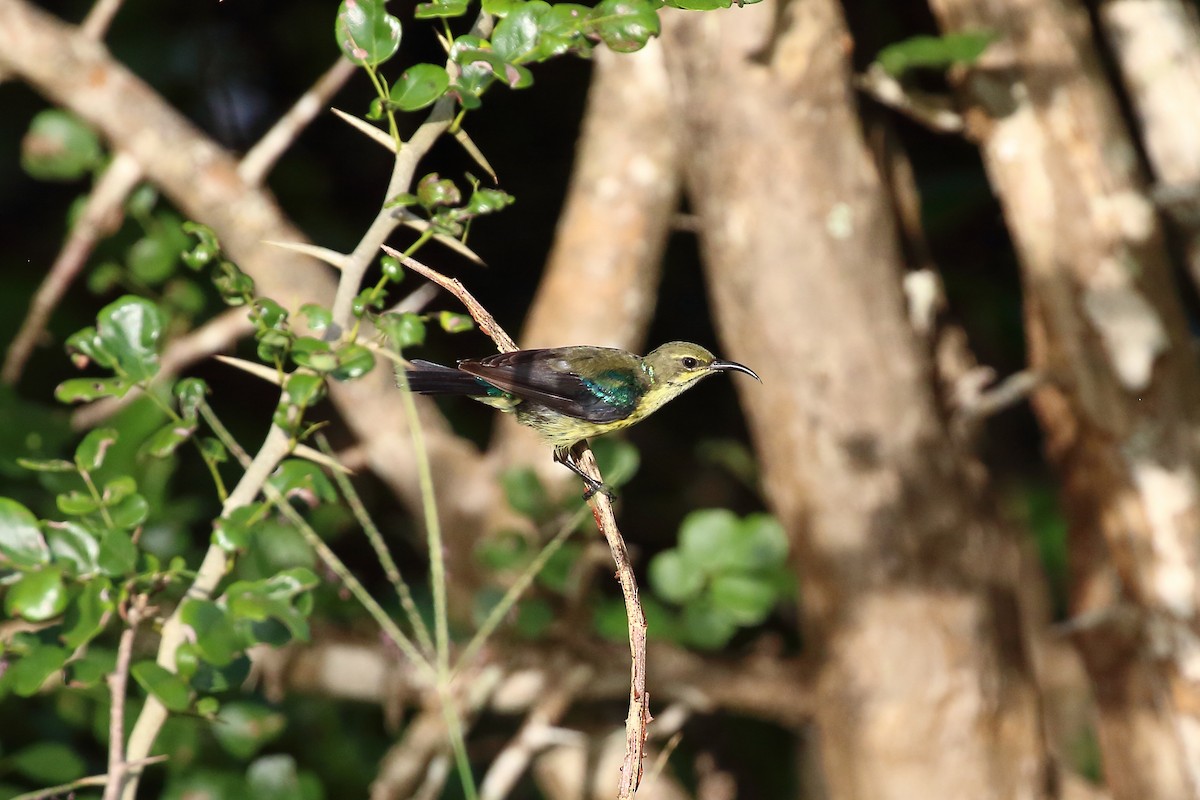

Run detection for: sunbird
[[404, 341, 760, 497]]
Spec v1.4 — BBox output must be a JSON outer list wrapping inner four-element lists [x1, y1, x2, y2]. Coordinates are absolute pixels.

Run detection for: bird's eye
[[681, 357, 699, 369]]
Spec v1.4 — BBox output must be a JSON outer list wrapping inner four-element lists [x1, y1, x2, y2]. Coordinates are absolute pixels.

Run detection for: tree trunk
[[661, 4, 1051, 798], [927, 0, 1200, 796]]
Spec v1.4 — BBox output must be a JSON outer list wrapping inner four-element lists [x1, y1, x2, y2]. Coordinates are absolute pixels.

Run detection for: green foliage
[[335, 0, 403, 66], [21, 110, 103, 181], [875, 31, 995, 77], [646, 510, 791, 649]]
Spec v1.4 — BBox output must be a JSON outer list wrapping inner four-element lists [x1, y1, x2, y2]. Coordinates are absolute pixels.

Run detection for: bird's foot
[[582, 479, 617, 502]]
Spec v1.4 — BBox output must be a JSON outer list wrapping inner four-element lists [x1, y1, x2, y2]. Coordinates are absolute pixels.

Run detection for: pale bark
[[662, 4, 1050, 799], [1097, 0, 1200, 288], [927, 0, 1200, 797]]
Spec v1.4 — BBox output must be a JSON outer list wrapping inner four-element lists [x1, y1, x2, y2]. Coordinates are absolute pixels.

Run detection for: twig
[[395, 252, 650, 798], [381, 247, 516, 352], [3, 151, 142, 385], [12, 757, 167, 800], [479, 665, 592, 800], [239, 58, 357, 187], [102, 599, 142, 800], [855, 63, 964, 133], [80, 0, 125, 39]]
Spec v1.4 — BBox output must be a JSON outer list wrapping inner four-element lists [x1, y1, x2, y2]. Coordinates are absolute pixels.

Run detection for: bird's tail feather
[[402, 359, 490, 395]]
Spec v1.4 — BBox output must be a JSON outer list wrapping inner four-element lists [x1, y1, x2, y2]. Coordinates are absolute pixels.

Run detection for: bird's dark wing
[[458, 347, 646, 423]]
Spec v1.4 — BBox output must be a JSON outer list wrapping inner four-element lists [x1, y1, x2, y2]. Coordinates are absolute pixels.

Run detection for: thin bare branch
[[479, 666, 592, 800], [855, 64, 964, 133], [240, 58, 357, 187], [382, 247, 516, 352], [102, 599, 142, 800], [80, 0, 124, 38], [3, 151, 142, 385]]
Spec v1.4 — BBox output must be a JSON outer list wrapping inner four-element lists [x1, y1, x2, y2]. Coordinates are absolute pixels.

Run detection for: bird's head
[[643, 341, 761, 390]]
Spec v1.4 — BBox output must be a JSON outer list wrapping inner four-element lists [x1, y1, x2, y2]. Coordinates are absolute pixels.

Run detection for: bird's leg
[[554, 444, 615, 500]]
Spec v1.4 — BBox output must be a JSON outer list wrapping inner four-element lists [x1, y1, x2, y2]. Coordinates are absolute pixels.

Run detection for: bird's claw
[[582, 480, 617, 501]]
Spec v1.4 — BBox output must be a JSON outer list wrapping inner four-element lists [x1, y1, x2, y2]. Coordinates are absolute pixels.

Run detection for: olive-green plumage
[[404, 341, 759, 494]]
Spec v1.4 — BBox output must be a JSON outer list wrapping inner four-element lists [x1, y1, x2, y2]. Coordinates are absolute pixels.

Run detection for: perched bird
[[403, 341, 760, 497]]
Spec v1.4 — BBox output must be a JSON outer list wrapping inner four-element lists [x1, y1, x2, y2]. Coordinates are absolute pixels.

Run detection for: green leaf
[[101, 475, 137, 506], [251, 298, 289, 332], [390, 64, 450, 111], [415, 0, 469, 18], [98, 528, 137, 575], [269, 460, 337, 505], [213, 259, 255, 305], [141, 420, 197, 458], [132, 661, 192, 712], [681, 598, 739, 650], [191, 655, 251, 693], [492, 3, 545, 62], [213, 504, 263, 552], [331, 343, 376, 381], [212, 702, 286, 759], [16, 457, 76, 473], [283, 373, 326, 408], [225, 568, 318, 642], [677, 509, 740, 572], [589, 0, 660, 53], [61, 578, 114, 649], [108, 492, 149, 529], [128, 234, 178, 286], [0, 497, 50, 568], [723, 513, 788, 572], [247, 755, 320, 800], [8, 645, 69, 696], [96, 296, 164, 382], [290, 337, 339, 373], [438, 311, 474, 333], [876, 31, 996, 77], [662, 0, 731, 8], [67, 646, 116, 687], [45, 520, 101, 576], [335, 0, 402, 66], [515, 597, 554, 638], [74, 427, 118, 472], [180, 599, 240, 666], [649, 549, 704, 604], [416, 173, 461, 209], [465, 187, 515, 216], [299, 304, 332, 333], [55, 377, 134, 403], [175, 377, 209, 419], [378, 312, 426, 348], [6, 568, 69, 621], [9, 741, 86, 784], [21, 110, 103, 181], [474, 530, 531, 572], [501, 467, 549, 520], [181, 221, 221, 269], [709, 573, 777, 625], [57, 490, 99, 516]]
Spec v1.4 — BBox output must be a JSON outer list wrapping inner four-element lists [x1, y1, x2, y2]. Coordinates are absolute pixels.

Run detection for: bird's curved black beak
[[712, 359, 761, 382]]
